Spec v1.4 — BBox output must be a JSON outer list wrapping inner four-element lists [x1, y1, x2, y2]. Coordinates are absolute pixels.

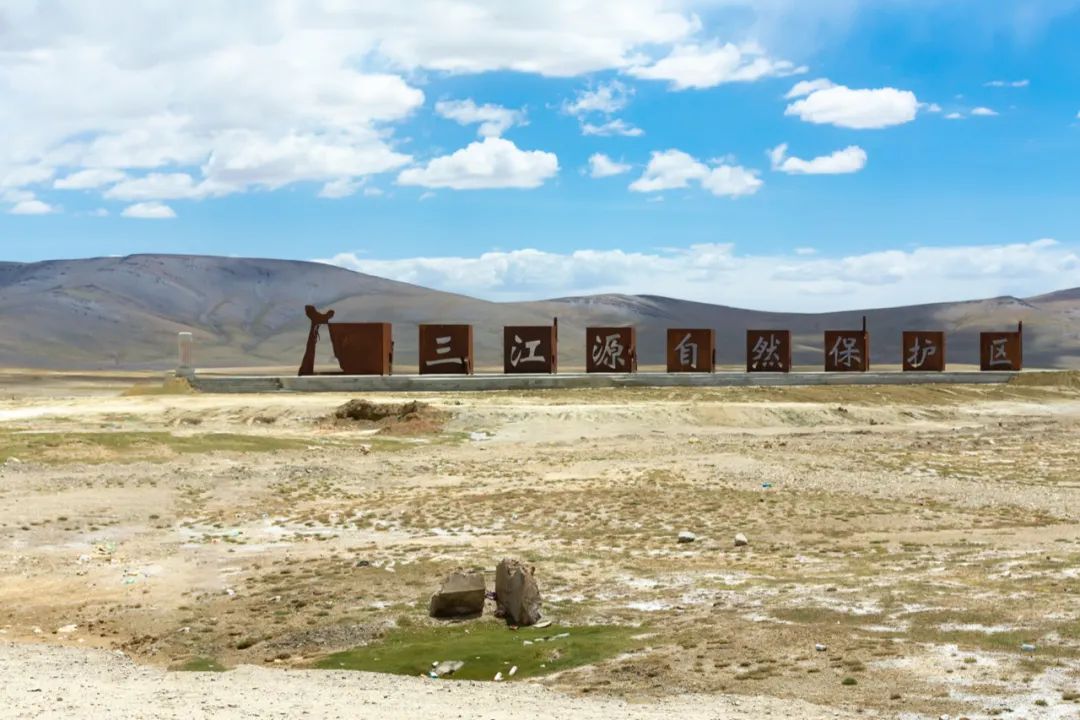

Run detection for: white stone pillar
[[177, 332, 194, 378]]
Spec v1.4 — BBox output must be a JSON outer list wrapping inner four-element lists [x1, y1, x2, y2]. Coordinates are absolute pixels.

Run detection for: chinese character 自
[[675, 333, 698, 369]]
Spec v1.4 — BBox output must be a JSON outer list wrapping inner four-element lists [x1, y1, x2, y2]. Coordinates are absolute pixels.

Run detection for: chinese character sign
[[666, 329, 715, 372], [824, 330, 869, 372], [980, 329, 1022, 371], [503, 324, 557, 374], [586, 327, 637, 373], [746, 330, 791, 372], [418, 324, 473, 375], [902, 331, 946, 371]]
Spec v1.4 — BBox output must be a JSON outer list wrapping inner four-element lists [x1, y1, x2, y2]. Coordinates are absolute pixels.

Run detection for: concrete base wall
[[188, 371, 1018, 394]]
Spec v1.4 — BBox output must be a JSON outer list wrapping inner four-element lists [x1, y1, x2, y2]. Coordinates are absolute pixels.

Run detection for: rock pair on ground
[[428, 558, 542, 626]]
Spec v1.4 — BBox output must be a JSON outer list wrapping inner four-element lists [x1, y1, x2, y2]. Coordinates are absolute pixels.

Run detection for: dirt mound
[[331, 399, 447, 435]]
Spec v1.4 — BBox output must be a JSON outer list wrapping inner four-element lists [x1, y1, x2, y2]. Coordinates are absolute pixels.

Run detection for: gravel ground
[[0, 641, 856, 720]]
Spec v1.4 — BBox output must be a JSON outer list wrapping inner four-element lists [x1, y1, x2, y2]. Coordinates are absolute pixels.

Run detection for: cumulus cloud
[[564, 81, 633, 116], [784, 82, 920, 129], [769, 143, 867, 175], [434, 99, 526, 138], [120, 201, 176, 219], [2, 2, 700, 207], [630, 149, 762, 197], [629, 42, 804, 90], [318, 178, 362, 199], [9, 199, 56, 215], [785, 78, 835, 99], [971, 106, 999, 116], [397, 137, 558, 190], [317, 239, 1079, 311], [581, 119, 644, 137], [588, 153, 631, 178]]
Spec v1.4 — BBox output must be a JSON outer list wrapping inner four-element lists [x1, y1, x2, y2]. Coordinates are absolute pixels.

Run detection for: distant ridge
[[0, 254, 1076, 370]]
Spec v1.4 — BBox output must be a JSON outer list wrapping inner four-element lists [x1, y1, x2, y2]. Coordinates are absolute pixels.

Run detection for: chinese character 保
[[425, 335, 464, 367], [509, 334, 546, 368], [829, 335, 862, 368], [591, 333, 626, 369], [989, 337, 1011, 367], [751, 334, 783, 369], [675, 333, 699, 369], [907, 337, 937, 368]]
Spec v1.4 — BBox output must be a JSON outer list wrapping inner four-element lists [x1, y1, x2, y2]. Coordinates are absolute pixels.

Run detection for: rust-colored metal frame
[[746, 329, 792, 373], [980, 322, 1023, 371], [503, 319, 558, 374], [824, 317, 870, 372], [297, 305, 394, 376], [586, 326, 637, 373], [418, 324, 474, 375], [666, 329, 715, 373], [902, 330, 946, 372]]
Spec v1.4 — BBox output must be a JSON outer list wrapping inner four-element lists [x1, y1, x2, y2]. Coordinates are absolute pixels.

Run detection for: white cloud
[[588, 153, 631, 178], [434, 99, 526, 138], [629, 42, 805, 90], [2, 2, 699, 205], [945, 112, 964, 120], [971, 107, 999, 117], [922, 102, 943, 113], [984, 79, 1029, 88], [785, 78, 835, 99], [363, 186, 384, 197], [785, 83, 920, 129], [397, 137, 558, 190], [318, 178, 362, 199], [120, 201, 176, 219], [630, 149, 762, 197], [317, 238, 1079, 311], [53, 168, 127, 190], [564, 81, 634, 115], [581, 119, 644, 137], [769, 143, 867, 175], [9, 199, 56, 215], [104, 172, 235, 201]]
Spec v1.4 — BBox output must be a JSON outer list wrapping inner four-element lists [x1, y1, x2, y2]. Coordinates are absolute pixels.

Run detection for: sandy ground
[[2, 370, 1080, 719], [0, 640, 856, 720]]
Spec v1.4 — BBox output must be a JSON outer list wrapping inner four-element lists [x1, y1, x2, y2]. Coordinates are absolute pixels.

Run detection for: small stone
[[429, 570, 486, 619], [734, 533, 749, 547], [534, 619, 552, 629], [433, 660, 464, 676], [493, 671, 503, 682], [509, 666, 518, 677], [815, 643, 827, 652], [1020, 643, 1036, 652], [677, 531, 697, 543]]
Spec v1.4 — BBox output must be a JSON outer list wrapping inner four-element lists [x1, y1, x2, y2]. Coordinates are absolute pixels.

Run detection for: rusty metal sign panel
[[746, 330, 791, 373], [902, 331, 945, 371], [825, 319, 869, 372], [980, 323, 1022, 371], [328, 323, 393, 375], [586, 326, 637, 373], [419, 324, 473, 375], [503, 321, 558, 374], [666, 329, 715, 373]]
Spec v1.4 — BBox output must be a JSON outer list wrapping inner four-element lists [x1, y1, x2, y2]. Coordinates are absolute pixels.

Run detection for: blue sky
[[1, 0, 1078, 311]]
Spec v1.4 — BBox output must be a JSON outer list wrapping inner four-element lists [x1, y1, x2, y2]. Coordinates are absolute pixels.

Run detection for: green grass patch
[[171, 657, 227, 672], [313, 621, 638, 681]]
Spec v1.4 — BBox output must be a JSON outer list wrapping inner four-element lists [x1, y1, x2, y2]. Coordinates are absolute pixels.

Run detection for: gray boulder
[[494, 558, 542, 626], [428, 570, 486, 619]]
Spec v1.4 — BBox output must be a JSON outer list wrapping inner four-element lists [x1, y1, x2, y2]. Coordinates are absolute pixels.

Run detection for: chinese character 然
[[509, 334, 545, 368], [675, 333, 698, 369], [989, 337, 1011, 367], [907, 337, 937, 369], [829, 335, 862, 369], [425, 335, 464, 368], [751, 334, 782, 370], [591, 333, 626, 370]]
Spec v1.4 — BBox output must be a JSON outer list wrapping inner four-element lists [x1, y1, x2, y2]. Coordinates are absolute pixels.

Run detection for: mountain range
[[0, 254, 1077, 371]]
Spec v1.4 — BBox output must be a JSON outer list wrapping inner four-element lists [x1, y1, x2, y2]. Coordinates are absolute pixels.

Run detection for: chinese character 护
[[906, 337, 937, 369]]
